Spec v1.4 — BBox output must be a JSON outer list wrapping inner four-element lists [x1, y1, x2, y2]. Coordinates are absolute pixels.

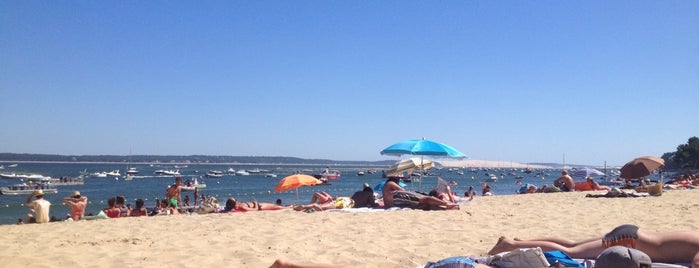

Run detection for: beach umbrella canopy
[[384, 158, 435, 177], [274, 174, 323, 192], [572, 168, 606, 178], [620, 156, 665, 180], [380, 138, 466, 158], [274, 174, 323, 201], [380, 138, 465, 191]]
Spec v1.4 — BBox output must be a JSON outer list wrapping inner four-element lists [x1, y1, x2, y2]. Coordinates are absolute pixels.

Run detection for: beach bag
[[490, 247, 550, 268], [198, 197, 220, 214]]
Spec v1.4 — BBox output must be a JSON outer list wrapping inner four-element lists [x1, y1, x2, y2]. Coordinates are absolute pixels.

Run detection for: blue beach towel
[[424, 256, 477, 268], [544, 250, 584, 268]]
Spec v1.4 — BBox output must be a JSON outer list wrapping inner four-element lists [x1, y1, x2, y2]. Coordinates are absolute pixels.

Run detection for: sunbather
[[382, 178, 459, 210], [488, 224, 699, 267]]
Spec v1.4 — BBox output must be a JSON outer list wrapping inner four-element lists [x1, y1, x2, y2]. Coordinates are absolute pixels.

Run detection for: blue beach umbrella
[[380, 138, 466, 191], [380, 138, 466, 158]]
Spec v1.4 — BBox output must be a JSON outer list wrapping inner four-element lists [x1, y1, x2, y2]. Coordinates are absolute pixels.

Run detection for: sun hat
[[31, 189, 44, 197], [595, 246, 651, 268], [71, 191, 81, 198]]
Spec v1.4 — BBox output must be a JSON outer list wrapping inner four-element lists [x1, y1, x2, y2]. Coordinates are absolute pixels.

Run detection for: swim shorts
[[392, 190, 422, 208], [168, 198, 179, 208], [602, 224, 639, 248]]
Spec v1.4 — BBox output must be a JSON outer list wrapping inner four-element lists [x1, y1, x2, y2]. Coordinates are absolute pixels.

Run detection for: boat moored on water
[[0, 183, 58, 195], [181, 177, 206, 191], [105, 170, 121, 177], [205, 171, 223, 178], [313, 169, 341, 180], [235, 170, 250, 176], [32, 177, 84, 186]]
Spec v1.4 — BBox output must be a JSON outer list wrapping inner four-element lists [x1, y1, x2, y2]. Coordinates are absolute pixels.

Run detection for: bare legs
[[488, 236, 604, 259]]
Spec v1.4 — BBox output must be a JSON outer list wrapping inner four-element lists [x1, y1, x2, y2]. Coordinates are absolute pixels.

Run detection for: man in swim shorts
[[166, 176, 182, 208], [381, 178, 459, 210]]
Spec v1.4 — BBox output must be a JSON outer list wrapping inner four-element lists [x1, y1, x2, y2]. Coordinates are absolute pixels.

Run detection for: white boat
[[181, 177, 206, 191], [205, 171, 223, 178], [126, 167, 139, 175], [106, 170, 121, 177], [247, 168, 261, 173], [91, 172, 107, 178], [0, 183, 58, 195], [162, 169, 181, 176], [227, 168, 236, 173], [487, 174, 498, 182], [264, 173, 277, 178], [124, 174, 134, 181], [7, 164, 18, 168], [0, 173, 18, 179], [235, 170, 250, 176]]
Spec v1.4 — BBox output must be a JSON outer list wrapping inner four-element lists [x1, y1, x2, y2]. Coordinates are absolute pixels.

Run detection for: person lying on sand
[[223, 198, 289, 212], [488, 224, 699, 267], [382, 177, 459, 210], [269, 258, 493, 268]]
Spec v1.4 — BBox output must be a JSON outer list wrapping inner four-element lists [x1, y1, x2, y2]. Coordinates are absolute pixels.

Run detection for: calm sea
[[0, 162, 563, 225]]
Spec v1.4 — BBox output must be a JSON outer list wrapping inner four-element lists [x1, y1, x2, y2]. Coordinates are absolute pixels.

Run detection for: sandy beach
[[1, 189, 697, 268]]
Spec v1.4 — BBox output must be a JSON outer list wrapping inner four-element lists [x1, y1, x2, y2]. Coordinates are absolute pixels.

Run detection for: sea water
[[0, 162, 562, 225]]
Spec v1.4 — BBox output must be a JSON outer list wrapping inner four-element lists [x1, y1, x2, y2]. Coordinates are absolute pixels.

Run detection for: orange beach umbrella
[[274, 174, 323, 201]]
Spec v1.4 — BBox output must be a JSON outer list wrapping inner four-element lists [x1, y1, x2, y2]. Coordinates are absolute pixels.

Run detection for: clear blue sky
[[1, 1, 697, 167]]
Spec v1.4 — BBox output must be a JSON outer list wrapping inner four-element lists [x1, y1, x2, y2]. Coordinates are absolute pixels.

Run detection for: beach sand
[[1, 189, 697, 268]]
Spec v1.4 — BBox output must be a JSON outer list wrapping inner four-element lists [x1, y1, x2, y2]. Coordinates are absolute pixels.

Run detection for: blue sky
[[1, 1, 697, 166]]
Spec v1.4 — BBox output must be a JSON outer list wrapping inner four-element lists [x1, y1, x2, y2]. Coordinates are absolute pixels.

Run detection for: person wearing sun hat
[[62, 190, 88, 221], [25, 189, 51, 223]]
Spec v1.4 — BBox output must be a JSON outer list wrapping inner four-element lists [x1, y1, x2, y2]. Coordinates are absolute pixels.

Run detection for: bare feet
[[488, 236, 515, 255]]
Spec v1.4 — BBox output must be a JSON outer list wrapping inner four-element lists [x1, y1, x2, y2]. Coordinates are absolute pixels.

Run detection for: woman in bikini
[[488, 224, 699, 267], [224, 198, 288, 212]]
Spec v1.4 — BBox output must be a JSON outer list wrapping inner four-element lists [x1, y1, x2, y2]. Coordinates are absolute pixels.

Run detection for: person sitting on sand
[[223, 198, 288, 212], [350, 183, 378, 208], [25, 189, 51, 223], [62, 191, 87, 221], [381, 177, 459, 210], [464, 186, 476, 200], [103, 197, 121, 218], [554, 170, 575, 192], [488, 224, 699, 267], [130, 199, 148, 217], [482, 183, 494, 196]]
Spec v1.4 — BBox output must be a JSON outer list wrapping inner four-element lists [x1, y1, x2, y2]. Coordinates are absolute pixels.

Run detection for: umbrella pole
[[296, 188, 300, 203], [419, 156, 423, 192]]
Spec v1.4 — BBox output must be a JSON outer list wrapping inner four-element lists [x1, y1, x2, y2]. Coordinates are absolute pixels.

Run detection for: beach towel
[[544, 250, 583, 267], [423, 256, 478, 268]]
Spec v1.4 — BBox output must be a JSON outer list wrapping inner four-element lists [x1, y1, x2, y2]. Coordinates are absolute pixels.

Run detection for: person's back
[[351, 190, 376, 208], [382, 179, 405, 207], [130, 199, 148, 217], [31, 198, 51, 223]]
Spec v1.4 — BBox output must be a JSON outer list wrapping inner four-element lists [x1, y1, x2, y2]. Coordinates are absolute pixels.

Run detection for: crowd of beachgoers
[[21, 170, 698, 225]]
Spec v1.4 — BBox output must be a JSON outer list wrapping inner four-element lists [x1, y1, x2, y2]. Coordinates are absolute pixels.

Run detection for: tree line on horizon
[[0, 153, 395, 166]]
